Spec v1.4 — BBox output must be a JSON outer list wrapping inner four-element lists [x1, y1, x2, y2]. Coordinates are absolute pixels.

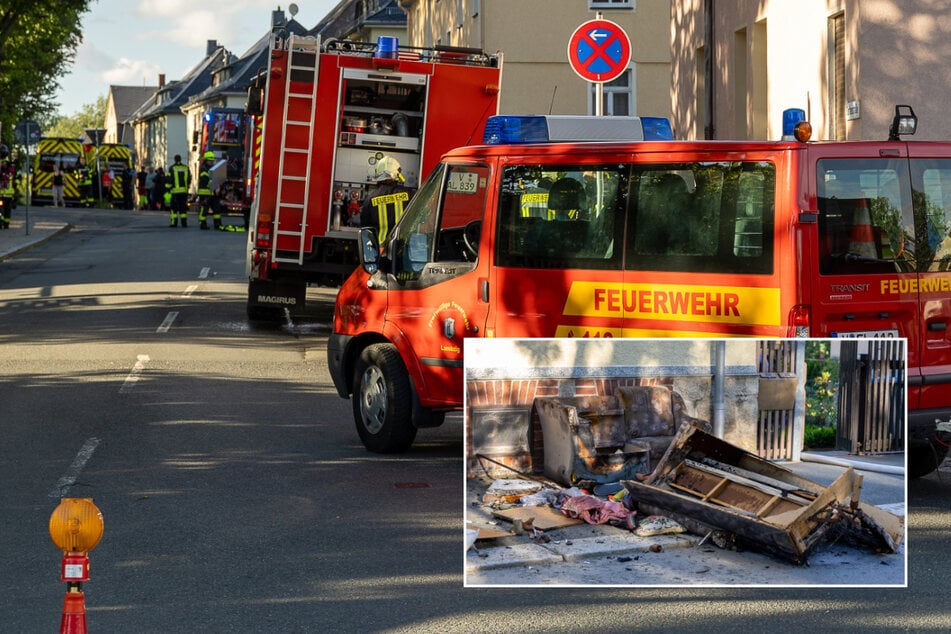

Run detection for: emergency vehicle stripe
[[563, 281, 782, 326]]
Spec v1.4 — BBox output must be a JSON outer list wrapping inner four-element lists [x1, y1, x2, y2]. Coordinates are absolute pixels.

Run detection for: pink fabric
[[561, 494, 635, 528]]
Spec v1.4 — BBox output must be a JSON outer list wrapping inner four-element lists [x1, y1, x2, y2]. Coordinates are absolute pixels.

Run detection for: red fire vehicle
[[197, 107, 250, 212], [245, 33, 502, 320], [329, 109, 951, 478]]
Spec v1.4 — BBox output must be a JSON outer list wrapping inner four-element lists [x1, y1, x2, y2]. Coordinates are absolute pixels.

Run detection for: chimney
[[158, 73, 166, 88], [206, 39, 218, 56], [272, 9, 286, 29]]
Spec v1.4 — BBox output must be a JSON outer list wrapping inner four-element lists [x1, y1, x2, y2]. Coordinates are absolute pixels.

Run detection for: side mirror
[[246, 87, 265, 117], [408, 233, 429, 271], [359, 227, 380, 274]]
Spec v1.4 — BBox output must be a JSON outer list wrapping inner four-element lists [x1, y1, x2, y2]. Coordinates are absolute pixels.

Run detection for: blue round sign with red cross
[[567, 19, 632, 83]]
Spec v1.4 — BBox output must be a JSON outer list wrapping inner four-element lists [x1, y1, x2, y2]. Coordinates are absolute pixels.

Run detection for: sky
[[55, 0, 340, 117]]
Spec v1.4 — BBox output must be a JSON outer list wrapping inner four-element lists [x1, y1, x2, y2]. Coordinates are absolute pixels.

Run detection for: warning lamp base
[[61, 552, 90, 583], [60, 588, 87, 634]]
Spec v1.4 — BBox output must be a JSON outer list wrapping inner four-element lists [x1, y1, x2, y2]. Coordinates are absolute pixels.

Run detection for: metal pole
[[24, 122, 33, 236], [712, 341, 726, 438]]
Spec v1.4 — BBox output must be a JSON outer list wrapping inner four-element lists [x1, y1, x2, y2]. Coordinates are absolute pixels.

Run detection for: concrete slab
[[466, 542, 563, 571], [546, 532, 699, 562]]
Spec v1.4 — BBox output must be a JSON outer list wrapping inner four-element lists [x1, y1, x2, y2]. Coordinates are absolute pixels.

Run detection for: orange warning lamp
[[49, 498, 104, 553]]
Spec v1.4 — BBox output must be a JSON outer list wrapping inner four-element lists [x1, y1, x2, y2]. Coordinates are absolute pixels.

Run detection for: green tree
[[44, 96, 106, 139], [0, 1, 91, 145], [805, 341, 839, 427]]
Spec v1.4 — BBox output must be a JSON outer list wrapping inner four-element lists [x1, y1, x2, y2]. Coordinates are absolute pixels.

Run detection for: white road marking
[[49, 437, 101, 498], [198, 267, 211, 279], [119, 354, 150, 393], [182, 284, 198, 297], [157, 311, 178, 333]]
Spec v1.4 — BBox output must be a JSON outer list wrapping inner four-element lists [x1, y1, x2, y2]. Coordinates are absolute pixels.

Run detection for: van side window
[[911, 159, 951, 272], [817, 159, 914, 275], [496, 165, 624, 269], [390, 163, 490, 286], [628, 162, 775, 274]]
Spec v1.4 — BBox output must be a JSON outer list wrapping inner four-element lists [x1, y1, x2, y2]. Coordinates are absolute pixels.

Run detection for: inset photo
[[464, 338, 907, 587]]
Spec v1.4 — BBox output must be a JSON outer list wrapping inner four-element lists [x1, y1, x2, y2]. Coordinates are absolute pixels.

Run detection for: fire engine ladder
[[272, 34, 320, 266]]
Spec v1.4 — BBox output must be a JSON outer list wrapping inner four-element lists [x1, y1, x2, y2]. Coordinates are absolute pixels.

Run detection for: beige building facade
[[399, 0, 672, 120], [672, 0, 951, 141]]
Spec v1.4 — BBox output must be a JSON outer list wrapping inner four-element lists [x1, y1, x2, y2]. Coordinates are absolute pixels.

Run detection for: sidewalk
[[0, 206, 73, 260], [466, 453, 907, 586]]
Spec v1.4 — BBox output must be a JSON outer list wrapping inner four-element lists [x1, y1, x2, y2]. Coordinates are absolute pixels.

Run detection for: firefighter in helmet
[[167, 154, 191, 227], [78, 158, 93, 207], [360, 155, 415, 242], [197, 151, 221, 230], [0, 145, 16, 229]]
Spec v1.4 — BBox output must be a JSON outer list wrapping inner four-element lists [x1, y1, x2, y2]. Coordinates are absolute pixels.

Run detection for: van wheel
[[909, 439, 949, 478], [352, 344, 417, 453]]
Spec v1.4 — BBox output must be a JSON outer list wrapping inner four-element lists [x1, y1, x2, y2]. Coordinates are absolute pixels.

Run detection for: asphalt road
[[1, 208, 949, 632]]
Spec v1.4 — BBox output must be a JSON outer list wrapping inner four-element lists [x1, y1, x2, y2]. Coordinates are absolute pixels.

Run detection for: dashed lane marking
[[49, 437, 101, 498], [157, 311, 178, 333], [119, 354, 150, 393]]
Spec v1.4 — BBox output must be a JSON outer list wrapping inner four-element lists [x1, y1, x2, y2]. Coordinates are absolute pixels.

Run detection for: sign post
[[567, 18, 632, 116], [15, 119, 41, 235]]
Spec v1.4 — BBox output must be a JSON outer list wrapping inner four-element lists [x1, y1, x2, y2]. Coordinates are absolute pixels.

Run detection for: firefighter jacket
[[168, 163, 191, 194], [197, 165, 213, 196], [360, 181, 415, 242], [0, 162, 15, 197]]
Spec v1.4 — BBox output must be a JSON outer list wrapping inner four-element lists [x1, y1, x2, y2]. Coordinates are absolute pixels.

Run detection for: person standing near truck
[[360, 156, 415, 242], [0, 147, 15, 228], [167, 155, 191, 227], [196, 152, 221, 230]]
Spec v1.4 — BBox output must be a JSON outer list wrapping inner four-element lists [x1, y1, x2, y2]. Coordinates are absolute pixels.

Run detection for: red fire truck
[[329, 109, 951, 478], [197, 107, 250, 212], [245, 33, 502, 320]]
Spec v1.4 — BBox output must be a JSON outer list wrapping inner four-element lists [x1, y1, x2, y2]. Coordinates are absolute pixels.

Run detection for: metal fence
[[836, 339, 905, 453], [756, 340, 798, 460]]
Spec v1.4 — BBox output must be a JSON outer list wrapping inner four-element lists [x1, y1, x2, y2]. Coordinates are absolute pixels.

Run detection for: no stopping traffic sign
[[567, 19, 632, 83]]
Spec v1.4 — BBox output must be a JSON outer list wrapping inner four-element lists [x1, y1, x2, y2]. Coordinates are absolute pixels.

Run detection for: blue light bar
[[483, 115, 673, 144], [640, 117, 674, 141], [483, 115, 548, 144]]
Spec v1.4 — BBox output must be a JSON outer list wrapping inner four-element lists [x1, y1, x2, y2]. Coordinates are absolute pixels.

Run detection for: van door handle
[[928, 321, 947, 331]]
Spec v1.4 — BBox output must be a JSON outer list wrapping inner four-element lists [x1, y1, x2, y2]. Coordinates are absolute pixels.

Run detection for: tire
[[352, 343, 417, 453], [908, 438, 949, 479]]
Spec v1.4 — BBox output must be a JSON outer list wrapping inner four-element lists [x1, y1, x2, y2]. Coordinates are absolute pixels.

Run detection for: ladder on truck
[[272, 34, 320, 265]]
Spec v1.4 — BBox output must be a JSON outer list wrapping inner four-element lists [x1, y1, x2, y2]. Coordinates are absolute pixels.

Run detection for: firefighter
[[167, 154, 191, 227], [360, 156, 415, 242], [78, 159, 93, 207], [196, 152, 221, 230], [0, 145, 15, 229]]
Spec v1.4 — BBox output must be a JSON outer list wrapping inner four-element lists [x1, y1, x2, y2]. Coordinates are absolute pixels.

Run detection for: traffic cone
[[848, 198, 877, 258], [60, 589, 87, 634]]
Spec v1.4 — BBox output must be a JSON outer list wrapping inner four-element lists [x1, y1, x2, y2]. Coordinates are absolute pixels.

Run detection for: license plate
[[831, 329, 900, 338]]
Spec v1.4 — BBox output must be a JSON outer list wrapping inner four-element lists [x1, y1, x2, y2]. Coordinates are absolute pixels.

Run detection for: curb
[[800, 451, 905, 476], [0, 224, 72, 261]]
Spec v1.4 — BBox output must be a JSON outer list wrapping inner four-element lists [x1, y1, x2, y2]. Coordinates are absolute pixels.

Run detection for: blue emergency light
[[483, 114, 673, 144], [782, 109, 805, 139]]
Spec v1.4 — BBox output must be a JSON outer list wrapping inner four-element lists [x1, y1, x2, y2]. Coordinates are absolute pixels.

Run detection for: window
[[589, 69, 633, 116], [497, 165, 624, 270], [589, 0, 635, 9], [497, 161, 775, 274], [911, 159, 951, 272], [829, 13, 846, 140], [628, 161, 775, 274], [817, 158, 914, 274], [390, 163, 490, 286]]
